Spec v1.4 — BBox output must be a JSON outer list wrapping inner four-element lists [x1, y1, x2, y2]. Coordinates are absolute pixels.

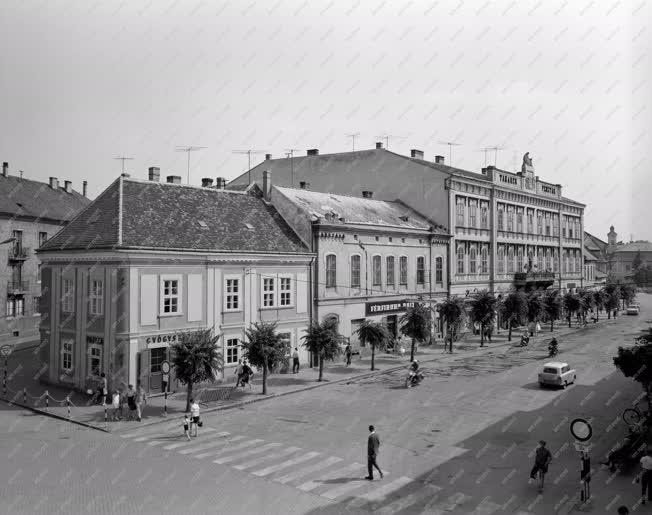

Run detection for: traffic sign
[[0, 345, 12, 358], [161, 361, 170, 374], [570, 418, 593, 442], [574, 441, 591, 453]]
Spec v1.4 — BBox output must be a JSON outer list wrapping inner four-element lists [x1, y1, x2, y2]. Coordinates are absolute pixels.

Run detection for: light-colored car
[[538, 362, 576, 388], [626, 306, 640, 315]]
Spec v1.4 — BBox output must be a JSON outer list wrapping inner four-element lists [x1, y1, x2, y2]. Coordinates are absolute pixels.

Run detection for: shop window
[[226, 338, 240, 365], [62, 339, 73, 372], [160, 278, 177, 315], [435, 257, 443, 284], [263, 277, 275, 307], [386, 256, 395, 286], [150, 347, 166, 374], [372, 255, 381, 286], [350, 255, 361, 288], [325, 254, 337, 288], [399, 256, 408, 285], [87, 336, 103, 376], [89, 279, 104, 316], [280, 277, 292, 306], [225, 278, 240, 311]]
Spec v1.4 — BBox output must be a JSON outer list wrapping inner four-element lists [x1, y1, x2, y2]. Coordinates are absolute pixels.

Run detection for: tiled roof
[[40, 177, 310, 254], [0, 175, 90, 222], [614, 241, 652, 253], [275, 186, 446, 233], [410, 158, 491, 182], [583, 248, 599, 261]]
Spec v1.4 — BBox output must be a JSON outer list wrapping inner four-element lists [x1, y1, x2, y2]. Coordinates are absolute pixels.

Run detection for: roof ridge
[[275, 185, 405, 205], [0, 174, 86, 196], [123, 176, 250, 195]]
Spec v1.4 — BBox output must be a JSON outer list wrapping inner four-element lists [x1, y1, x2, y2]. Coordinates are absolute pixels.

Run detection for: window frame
[[38, 231, 48, 247], [62, 278, 74, 313], [456, 200, 465, 226], [350, 254, 361, 289], [435, 257, 443, 284], [497, 208, 504, 231], [158, 275, 180, 317], [457, 247, 465, 274], [497, 247, 505, 274], [86, 336, 104, 377], [61, 338, 74, 372], [507, 246, 514, 273], [386, 255, 395, 287], [399, 256, 408, 285], [480, 204, 488, 229], [33, 295, 40, 315], [517, 247, 523, 272], [416, 256, 425, 284], [325, 254, 337, 289], [506, 208, 514, 232], [262, 276, 276, 308], [224, 275, 242, 312], [372, 255, 382, 287], [481, 247, 488, 274], [279, 275, 293, 307], [468, 201, 477, 228], [225, 337, 240, 365], [469, 247, 477, 274]]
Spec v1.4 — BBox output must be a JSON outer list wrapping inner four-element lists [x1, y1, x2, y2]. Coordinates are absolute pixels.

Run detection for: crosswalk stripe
[[205, 439, 263, 458], [375, 484, 442, 515], [190, 436, 247, 458], [422, 492, 471, 514], [275, 456, 343, 485], [121, 423, 179, 439], [252, 451, 321, 477], [213, 442, 281, 464], [469, 500, 502, 515], [297, 463, 362, 492], [320, 478, 369, 500], [346, 476, 413, 506], [146, 428, 217, 446], [233, 447, 301, 471], [164, 432, 230, 451]]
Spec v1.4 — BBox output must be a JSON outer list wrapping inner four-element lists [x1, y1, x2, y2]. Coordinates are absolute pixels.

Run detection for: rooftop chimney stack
[[148, 167, 160, 182], [83, 181, 88, 197], [434, 155, 445, 164], [299, 181, 310, 190], [201, 178, 214, 187], [362, 190, 373, 199], [265, 153, 272, 160], [121, 173, 130, 178], [306, 149, 319, 156], [262, 170, 272, 201], [375, 142, 383, 149], [64, 180, 73, 193], [49, 177, 58, 190], [2, 162, 7, 177], [410, 149, 424, 160], [166, 175, 181, 184], [215, 177, 226, 189]]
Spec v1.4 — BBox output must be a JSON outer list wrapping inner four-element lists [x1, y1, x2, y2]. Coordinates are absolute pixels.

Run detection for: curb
[[0, 398, 110, 433]]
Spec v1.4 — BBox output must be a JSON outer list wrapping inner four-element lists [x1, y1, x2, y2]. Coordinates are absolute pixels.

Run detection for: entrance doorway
[[385, 315, 398, 339]]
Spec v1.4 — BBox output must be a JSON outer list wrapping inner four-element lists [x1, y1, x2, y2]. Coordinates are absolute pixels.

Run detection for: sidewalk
[[0, 315, 620, 433]]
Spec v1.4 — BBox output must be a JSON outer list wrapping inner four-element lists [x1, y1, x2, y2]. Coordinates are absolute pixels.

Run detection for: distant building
[[38, 173, 313, 394], [0, 162, 90, 345], [605, 225, 652, 281]]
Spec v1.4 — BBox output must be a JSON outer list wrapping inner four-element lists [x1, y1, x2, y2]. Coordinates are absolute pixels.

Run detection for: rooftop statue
[[522, 152, 533, 167]]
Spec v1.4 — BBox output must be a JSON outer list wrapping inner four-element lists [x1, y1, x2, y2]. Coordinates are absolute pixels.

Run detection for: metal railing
[[7, 246, 29, 260], [6, 280, 29, 293]]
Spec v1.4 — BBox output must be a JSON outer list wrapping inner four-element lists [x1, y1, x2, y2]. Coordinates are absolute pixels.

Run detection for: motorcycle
[[518, 334, 530, 347], [405, 369, 424, 388], [548, 339, 559, 357]]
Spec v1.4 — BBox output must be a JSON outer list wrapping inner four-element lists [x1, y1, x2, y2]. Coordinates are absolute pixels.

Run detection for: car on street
[[538, 362, 577, 388], [625, 306, 640, 315]]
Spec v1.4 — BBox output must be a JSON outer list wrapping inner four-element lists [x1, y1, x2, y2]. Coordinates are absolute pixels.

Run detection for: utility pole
[[114, 156, 134, 174], [175, 146, 206, 184], [438, 141, 461, 166], [346, 133, 360, 151], [233, 149, 266, 185]]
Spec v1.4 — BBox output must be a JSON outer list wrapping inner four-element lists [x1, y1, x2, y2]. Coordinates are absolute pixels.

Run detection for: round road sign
[[161, 361, 170, 374], [570, 418, 593, 442], [0, 345, 13, 358]]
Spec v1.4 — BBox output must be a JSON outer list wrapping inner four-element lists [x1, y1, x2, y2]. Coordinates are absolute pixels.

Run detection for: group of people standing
[[107, 382, 147, 422]]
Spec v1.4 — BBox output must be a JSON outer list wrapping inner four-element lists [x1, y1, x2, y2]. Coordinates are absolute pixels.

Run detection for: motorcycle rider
[[408, 360, 423, 386], [548, 337, 558, 357]]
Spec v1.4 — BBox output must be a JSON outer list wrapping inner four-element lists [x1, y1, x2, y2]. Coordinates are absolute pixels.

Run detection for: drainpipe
[[357, 241, 369, 297], [311, 221, 320, 368]]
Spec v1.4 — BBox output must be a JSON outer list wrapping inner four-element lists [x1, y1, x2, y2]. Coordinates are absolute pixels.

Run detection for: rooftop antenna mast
[[176, 146, 206, 184], [114, 156, 134, 174], [346, 133, 360, 151], [487, 145, 505, 168], [285, 148, 303, 187], [232, 149, 266, 185], [438, 141, 461, 166]]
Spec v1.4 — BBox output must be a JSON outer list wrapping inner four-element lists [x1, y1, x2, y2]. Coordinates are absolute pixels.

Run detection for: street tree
[[620, 282, 637, 309], [500, 290, 528, 341], [592, 289, 606, 320], [301, 318, 343, 381], [171, 329, 224, 412], [543, 289, 563, 332], [632, 250, 643, 272], [614, 341, 652, 412], [438, 296, 467, 352], [578, 289, 595, 324], [526, 291, 545, 330], [356, 320, 389, 371], [400, 303, 433, 360], [468, 290, 496, 347], [242, 321, 289, 395], [603, 282, 621, 318], [563, 292, 581, 327]]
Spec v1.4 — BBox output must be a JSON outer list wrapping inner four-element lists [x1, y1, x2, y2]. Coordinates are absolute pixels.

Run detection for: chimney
[[64, 180, 73, 193], [362, 190, 373, 199], [201, 178, 214, 187], [265, 153, 272, 160], [481, 168, 487, 175], [121, 173, 130, 178], [2, 162, 7, 177], [49, 177, 58, 189], [82, 181, 88, 197], [166, 175, 181, 184], [299, 181, 310, 190], [215, 177, 226, 189], [435, 155, 445, 164], [375, 142, 383, 149], [306, 149, 319, 156], [262, 170, 272, 201], [148, 167, 160, 182], [410, 149, 424, 159]]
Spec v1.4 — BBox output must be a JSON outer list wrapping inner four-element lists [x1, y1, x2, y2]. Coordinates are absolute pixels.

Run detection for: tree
[[468, 290, 496, 347], [438, 296, 467, 352], [578, 289, 595, 324], [171, 329, 224, 412], [241, 321, 289, 395], [620, 282, 637, 309], [500, 290, 528, 341], [632, 250, 643, 272], [301, 318, 343, 381], [592, 289, 605, 320], [543, 289, 563, 332], [614, 342, 652, 412], [526, 291, 545, 328], [356, 321, 389, 371], [563, 292, 581, 327], [400, 303, 433, 360], [603, 282, 621, 318]]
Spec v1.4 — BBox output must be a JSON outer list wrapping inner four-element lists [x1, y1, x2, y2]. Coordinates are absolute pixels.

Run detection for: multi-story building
[[227, 145, 586, 295], [38, 171, 313, 394], [262, 172, 449, 344], [606, 225, 652, 281], [0, 162, 90, 345]]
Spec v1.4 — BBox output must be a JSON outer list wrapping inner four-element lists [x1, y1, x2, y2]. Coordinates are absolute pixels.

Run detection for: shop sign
[[145, 334, 178, 347], [365, 299, 416, 316]]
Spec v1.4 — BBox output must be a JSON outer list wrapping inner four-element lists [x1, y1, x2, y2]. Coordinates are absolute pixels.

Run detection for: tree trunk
[[185, 382, 193, 413], [550, 319, 554, 332], [262, 363, 268, 395], [508, 322, 512, 342], [410, 337, 415, 362], [371, 344, 376, 371], [480, 324, 484, 347], [568, 315, 572, 328], [318, 356, 324, 382], [608, 310, 611, 319]]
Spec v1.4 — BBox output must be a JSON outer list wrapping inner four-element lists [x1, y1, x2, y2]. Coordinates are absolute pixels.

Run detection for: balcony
[[514, 272, 555, 290], [7, 280, 29, 294], [7, 246, 29, 261]]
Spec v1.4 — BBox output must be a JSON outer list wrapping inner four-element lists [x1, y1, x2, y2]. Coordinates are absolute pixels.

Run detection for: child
[[111, 390, 121, 421], [183, 415, 191, 441]]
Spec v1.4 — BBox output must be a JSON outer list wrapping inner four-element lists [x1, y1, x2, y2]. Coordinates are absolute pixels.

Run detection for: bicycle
[[623, 403, 649, 431]]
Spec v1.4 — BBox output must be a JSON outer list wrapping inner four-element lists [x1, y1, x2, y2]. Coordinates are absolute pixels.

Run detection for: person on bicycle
[[529, 440, 552, 483], [409, 360, 420, 373]]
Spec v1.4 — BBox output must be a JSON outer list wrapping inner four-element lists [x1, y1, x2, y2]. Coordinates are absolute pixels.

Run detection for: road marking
[[189, 436, 247, 458], [320, 478, 369, 500], [213, 442, 281, 464], [146, 427, 217, 446], [275, 456, 343, 484], [375, 484, 442, 515], [468, 499, 502, 514], [121, 423, 180, 439], [297, 463, 363, 492], [164, 431, 229, 450], [421, 491, 471, 514], [346, 476, 413, 506], [251, 451, 321, 477], [205, 439, 263, 458], [233, 447, 301, 471]]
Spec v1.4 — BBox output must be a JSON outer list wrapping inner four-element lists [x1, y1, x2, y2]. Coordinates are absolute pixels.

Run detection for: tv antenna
[[114, 156, 134, 174], [376, 134, 405, 150], [346, 133, 360, 151], [232, 149, 267, 185], [285, 148, 303, 187], [487, 145, 505, 168], [176, 146, 206, 184], [438, 141, 461, 166]]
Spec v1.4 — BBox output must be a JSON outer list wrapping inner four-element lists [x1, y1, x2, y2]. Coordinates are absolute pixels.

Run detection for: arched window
[[469, 247, 477, 274], [386, 256, 395, 287], [507, 246, 514, 273], [498, 247, 505, 274], [325, 254, 337, 288], [416, 256, 425, 284], [350, 254, 361, 288], [457, 247, 465, 274], [435, 257, 443, 284], [481, 247, 488, 274], [372, 255, 382, 286], [399, 256, 408, 285]]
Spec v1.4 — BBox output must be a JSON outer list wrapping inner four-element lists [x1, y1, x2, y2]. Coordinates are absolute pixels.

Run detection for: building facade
[[38, 173, 313, 394], [0, 162, 90, 345], [605, 226, 652, 281], [265, 174, 449, 345]]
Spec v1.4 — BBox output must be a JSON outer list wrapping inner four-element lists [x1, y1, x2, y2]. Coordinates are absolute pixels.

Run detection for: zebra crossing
[[119, 423, 502, 514]]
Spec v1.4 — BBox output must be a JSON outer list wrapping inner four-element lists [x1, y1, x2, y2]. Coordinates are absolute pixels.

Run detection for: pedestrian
[[234, 360, 244, 386], [190, 398, 200, 437], [110, 390, 121, 421], [100, 372, 108, 405], [529, 440, 552, 483], [292, 347, 300, 373], [125, 384, 137, 420], [365, 425, 383, 480], [183, 414, 191, 441], [640, 448, 652, 504], [345, 344, 352, 365], [240, 361, 253, 389], [535, 321, 541, 336], [617, 505, 629, 514], [135, 382, 147, 421]]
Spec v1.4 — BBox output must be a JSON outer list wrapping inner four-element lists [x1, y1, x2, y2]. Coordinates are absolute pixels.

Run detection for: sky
[[1, 0, 650, 241]]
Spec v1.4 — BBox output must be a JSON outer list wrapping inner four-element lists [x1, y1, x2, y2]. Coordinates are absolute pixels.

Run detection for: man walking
[[292, 347, 300, 373], [135, 382, 147, 422], [529, 440, 552, 483], [345, 344, 352, 366], [366, 425, 383, 480], [189, 398, 200, 437]]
